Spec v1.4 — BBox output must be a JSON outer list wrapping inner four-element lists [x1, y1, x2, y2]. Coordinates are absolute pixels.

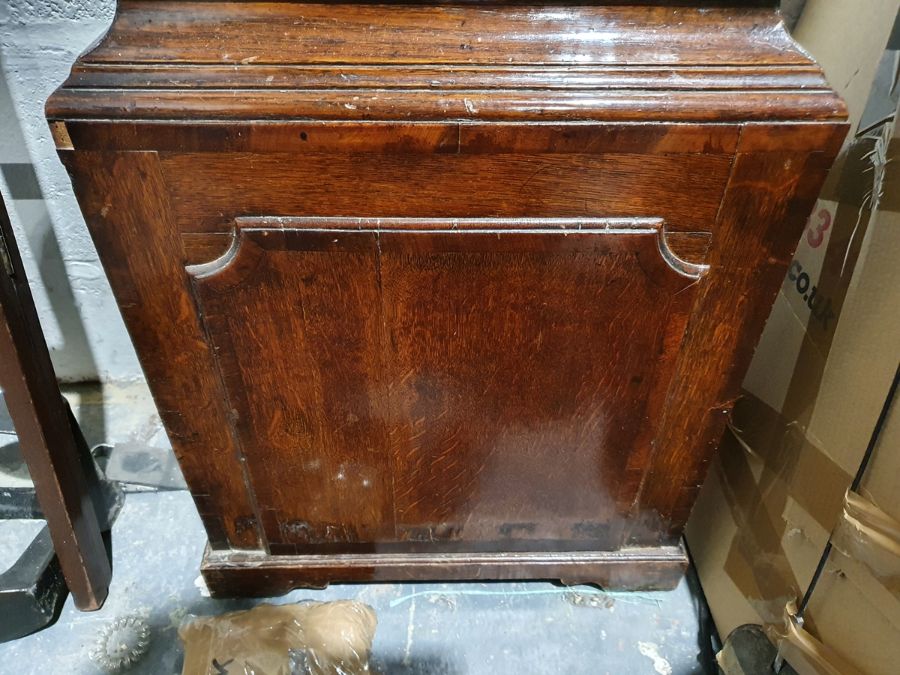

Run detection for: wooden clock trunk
[[47, 1, 847, 596]]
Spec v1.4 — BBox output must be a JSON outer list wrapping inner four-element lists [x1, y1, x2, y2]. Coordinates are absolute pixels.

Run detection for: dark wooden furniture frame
[[0, 193, 112, 613], [48, 1, 847, 596]]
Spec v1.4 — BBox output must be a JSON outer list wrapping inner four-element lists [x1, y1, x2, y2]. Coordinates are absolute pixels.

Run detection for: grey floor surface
[[0, 490, 714, 675], [0, 388, 715, 674]]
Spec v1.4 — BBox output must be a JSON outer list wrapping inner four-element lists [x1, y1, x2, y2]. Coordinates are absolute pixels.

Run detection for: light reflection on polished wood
[[49, 0, 848, 595]]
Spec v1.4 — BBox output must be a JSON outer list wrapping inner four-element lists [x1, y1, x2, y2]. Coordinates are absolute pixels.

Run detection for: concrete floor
[[0, 386, 717, 674]]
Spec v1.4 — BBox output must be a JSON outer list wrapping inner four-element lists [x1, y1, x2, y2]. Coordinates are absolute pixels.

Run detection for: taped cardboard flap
[[745, 72, 899, 422], [768, 601, 865, 675], [831, 490, 900, 594], [691, 7, 900, 673], [726, 394, 851, 533], [713, 393, 850, 628]]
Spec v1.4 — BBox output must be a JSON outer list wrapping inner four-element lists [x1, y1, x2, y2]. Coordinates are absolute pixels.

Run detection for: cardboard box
[[686, 4, 900, 674]]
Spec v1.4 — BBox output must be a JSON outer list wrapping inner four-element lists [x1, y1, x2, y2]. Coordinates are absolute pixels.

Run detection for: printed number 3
[[806, 208, 831, 248]]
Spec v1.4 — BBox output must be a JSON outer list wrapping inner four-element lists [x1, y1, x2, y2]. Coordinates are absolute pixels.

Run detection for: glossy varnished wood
[[59, 121, 742, 154], [49, 1, 847, 593], [188, 220, 704, 554], [73, 3, 813, 66], [62, 152, 262, 549], [47, 88, 845, 122], [160, 152, 732, 233], [629, 145, 845, 545], [46, 3, 845, 123], [65, 64, 830, 92], [201, 545, 690, 597]]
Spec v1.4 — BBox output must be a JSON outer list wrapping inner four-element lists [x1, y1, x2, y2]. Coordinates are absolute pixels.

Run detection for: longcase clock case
[[47, 1, 847, 595]]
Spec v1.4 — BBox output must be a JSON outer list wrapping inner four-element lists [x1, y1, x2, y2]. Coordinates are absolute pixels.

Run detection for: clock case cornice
[[47, 1, 845, 124]]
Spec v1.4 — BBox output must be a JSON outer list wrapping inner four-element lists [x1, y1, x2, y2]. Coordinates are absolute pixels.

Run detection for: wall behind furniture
[[0, 0, 140, 383]]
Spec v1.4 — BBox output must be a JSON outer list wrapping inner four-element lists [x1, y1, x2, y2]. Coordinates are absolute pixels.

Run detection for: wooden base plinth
[[200, 544, 688, 597]]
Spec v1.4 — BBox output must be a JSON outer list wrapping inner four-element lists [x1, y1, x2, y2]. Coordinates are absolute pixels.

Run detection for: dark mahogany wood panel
[[83, 3, 809, 67], [189, 229, 395, 551], [189, 220, 705, 555], [628, 129, 849, 546], [61, 151, 262, 550], [159, 152, 733, 233], [60, 121, 742, 155], [48, 0, 848, 593], [181, 228, 713, 267], [380, 225, 702, 551]]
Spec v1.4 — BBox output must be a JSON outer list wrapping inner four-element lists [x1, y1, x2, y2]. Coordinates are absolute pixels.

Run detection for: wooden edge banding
[[46, 89, 847, 123], [232, 216, 665, 232], [201, 544, 689, 597], [49, 121, 73, 150], [55, 120, 850, 156], [739, 122, 852, 154], [65, 63, 832, 92], [56, 120, 744, 155]]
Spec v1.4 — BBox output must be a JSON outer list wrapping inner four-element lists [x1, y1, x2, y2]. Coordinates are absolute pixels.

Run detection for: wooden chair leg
[[0, 193, 111, 610]]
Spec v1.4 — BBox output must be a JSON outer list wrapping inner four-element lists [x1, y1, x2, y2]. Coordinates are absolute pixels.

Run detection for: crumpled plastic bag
[[179, 600, 377, 675]]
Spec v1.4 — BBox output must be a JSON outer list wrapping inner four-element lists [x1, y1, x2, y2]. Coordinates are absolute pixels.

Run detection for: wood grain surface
[[189, 220, 704, 554], [81, 3, 809, 66], [49, 1, 848, 592], [46, 3, 845, 123], [159, 152, 733, 233]]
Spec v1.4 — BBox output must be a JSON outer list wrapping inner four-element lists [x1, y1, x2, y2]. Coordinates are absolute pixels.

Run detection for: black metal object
[[0, 485, 43, 521], [719, 624, 799, 675], [0, 526, 66, 642], [0, 394, 121, 643], [0, 189, 114, 611]]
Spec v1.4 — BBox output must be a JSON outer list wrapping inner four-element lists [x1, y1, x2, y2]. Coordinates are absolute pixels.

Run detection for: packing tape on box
[[771, 124, 898, 432], [766, 600, 865, 675], [831, 490, 900, 595], [717, 409, 900, 666], [714, 127, 892, 603], [709, 67, 900, 675], [715, 394, 852, 623], [715, 433, 801, 624], [728, 395, 852, 532]]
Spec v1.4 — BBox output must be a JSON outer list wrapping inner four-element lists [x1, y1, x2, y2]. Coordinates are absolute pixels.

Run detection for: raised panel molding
[[51, 1, 847, 595], [184, 217, 711, 280], [187, 217, 706, 555]]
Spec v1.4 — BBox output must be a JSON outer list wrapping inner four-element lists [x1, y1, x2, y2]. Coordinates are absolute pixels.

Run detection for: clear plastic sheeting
[[179, 600, 377, 675]]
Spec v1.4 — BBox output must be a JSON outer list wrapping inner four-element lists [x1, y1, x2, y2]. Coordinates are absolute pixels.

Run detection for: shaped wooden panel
[[189, 218, 706, 554]]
